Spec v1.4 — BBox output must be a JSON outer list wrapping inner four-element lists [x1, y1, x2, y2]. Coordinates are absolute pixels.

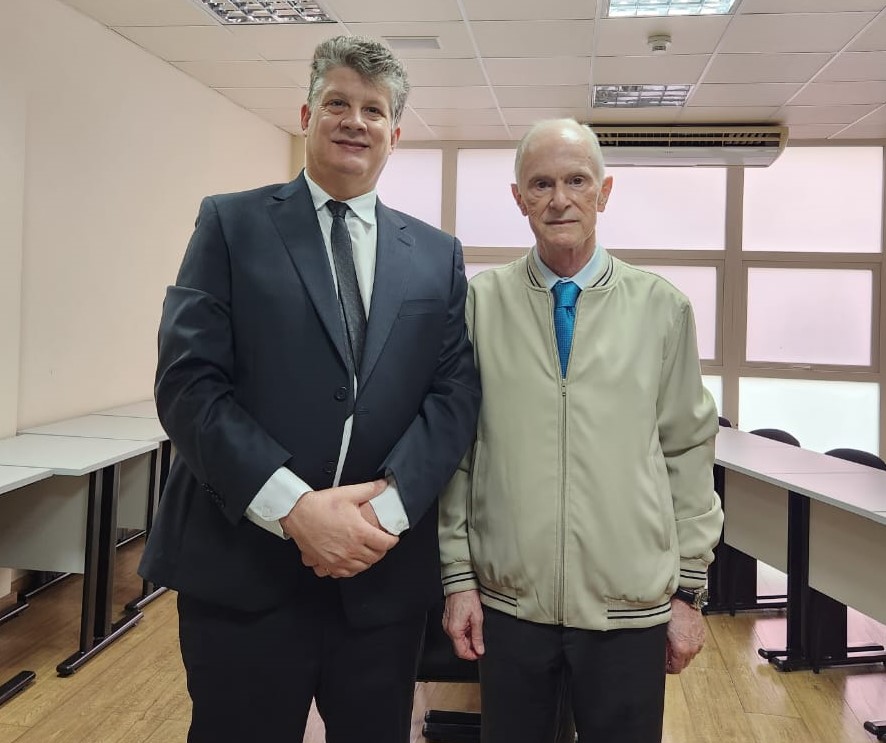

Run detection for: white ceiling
[[58, 0, 886, 142]]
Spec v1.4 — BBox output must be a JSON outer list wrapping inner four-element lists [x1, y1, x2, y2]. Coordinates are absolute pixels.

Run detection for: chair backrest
[[416, 601, 480, 683], [825, 447, 886, 471], [750, 428, 800, 447], [718, 416, 733, 428]]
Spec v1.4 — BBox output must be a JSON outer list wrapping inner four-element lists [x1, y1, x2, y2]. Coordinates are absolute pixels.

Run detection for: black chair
[[805, 447, 886, 673], [718, 416, 732, 428], [725, 428, 799, 613], [416, 602, 577, 743]]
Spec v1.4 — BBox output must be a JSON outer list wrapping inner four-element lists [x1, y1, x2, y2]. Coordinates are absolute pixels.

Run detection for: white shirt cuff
[[245, 467, 313, 539], [370, 478, 410, 535]]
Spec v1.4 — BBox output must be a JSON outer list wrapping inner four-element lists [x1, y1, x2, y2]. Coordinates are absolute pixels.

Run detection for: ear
[[300, 103, 311, 133], [390, 125, 401, 150], [597, 175, 614, 212], [511, 183, 528, 216]]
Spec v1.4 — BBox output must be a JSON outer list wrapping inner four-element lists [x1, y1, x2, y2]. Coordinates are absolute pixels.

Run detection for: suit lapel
[[266, 174, 349, 369], [361, 202, 411, 388]]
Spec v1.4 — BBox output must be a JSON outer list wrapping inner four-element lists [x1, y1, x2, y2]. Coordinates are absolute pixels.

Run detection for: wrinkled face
[[512, 128, 613, 266], [301, 65, 400, 200]]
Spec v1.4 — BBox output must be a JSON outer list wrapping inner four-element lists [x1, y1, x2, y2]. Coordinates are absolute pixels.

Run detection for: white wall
[[15, 0, 292, 428]]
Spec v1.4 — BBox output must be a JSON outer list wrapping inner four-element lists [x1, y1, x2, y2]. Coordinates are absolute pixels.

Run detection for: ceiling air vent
[[588, 125, 789, 167]]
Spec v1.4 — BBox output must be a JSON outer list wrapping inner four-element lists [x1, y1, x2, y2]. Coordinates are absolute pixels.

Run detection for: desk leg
[[56, 464, 143, 676], [759, 491, 812, 672], [0, 601, 36, 707], [864, 720, 886, 740], [125, 442, 170, 612], [805, 589, 886, 672]]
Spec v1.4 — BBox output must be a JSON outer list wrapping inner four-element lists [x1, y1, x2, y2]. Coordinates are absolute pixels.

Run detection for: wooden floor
[[0, 542, 884, 742]]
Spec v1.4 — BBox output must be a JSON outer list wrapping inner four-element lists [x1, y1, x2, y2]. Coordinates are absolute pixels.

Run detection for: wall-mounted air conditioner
[[588, 125, 789, 167]]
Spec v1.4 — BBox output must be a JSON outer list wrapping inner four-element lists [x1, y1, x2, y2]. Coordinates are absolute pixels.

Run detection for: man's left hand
[[665, 598, 705, 674]]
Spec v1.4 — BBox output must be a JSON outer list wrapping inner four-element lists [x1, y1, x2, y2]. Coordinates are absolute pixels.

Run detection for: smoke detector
[[648, 34, 672, 54]]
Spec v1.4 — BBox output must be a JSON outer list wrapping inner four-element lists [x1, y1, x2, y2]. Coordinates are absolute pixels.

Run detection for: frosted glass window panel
[[702, 375, 722, 415], [743, 146, 883, 253], [466, 263, 504, 280], [376, 149, 442, 228], [641, 265, 717, 360], [597, 167, 726, 250], [739, 378, 879, 454], [456, 150, 535, 248], [746, 267, 872, 366]]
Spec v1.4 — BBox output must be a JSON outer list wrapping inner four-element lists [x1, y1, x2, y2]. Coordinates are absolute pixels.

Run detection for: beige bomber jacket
[[439, 250, 723, 631]]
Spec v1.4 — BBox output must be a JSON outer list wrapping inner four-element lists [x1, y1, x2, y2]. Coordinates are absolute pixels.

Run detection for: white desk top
[[22, 415, 167, 443], [0, 465, 53, 495], [95, 400, 157, 419], [0, 435, 157, 477]]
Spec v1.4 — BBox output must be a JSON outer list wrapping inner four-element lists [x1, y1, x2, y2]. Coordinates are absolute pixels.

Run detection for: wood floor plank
[[680, 667, 759, 743], [0, 724, 27, 743], [780, 670, 875, 743], [745, 711, 812, 742]]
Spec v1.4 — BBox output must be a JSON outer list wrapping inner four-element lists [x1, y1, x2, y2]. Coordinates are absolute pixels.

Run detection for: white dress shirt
[[244, 173, 410, 538]]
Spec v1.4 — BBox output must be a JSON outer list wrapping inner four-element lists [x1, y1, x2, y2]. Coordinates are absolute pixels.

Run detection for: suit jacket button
[[323, 461, 336, 475], [334, 387, 348, 402]]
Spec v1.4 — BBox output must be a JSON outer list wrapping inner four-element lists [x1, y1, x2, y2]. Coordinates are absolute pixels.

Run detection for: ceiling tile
[[688, 82, 803, 106], [817, 51, 886, 81], [328, 0, 461, 22], [720, 13, 877, 54], [399, 128, 439, 141], [675, 106, 779, 123], [227, 23, 348, 60], [501, 107, 591, 125], [345, 22, 475, 58], [397, 108, 436, 139], [408, 86, 497, 108], [849, 13, 886, 51], [855, 103, 886, 123], [410, 108, 504, 126], [430, 125, 512, 140], [268, 61, 312, 86], [114, 25, 262, 61], [830, 122, 886, 138], [594, 17, 730, 57], [785, 123, 846, 140], [218, 87, 304, 108], [173, 60, 299, 88], [461, 0, 597, 20], [495, 85, 589, 108], [588, 107, 682, 125], [593, 55, 708, 85], [484, 58, 591, 87], [404, 58, 487, 86], [249, 107, 302, 127], [61, 0, 215, 26], [740, 0, 886, 12], [780, 103, 881, 124], [704, 53, 831, 84], [790, 80, 886, 105], [471, 21, 596, 57]]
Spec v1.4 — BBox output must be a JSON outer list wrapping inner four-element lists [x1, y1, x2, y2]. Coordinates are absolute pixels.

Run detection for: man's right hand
[[280, 479, 398, 578], [443, 589, 485, 661]]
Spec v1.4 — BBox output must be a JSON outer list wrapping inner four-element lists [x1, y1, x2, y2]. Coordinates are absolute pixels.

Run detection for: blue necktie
[[552, 281, 580, 378]]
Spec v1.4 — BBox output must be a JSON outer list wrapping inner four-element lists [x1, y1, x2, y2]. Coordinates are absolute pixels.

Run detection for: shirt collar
[[531, 244, 608, 291], [304, 170, 377, 227]]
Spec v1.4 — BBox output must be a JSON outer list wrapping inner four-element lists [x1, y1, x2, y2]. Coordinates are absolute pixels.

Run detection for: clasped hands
[[280, 479, 399, 579]]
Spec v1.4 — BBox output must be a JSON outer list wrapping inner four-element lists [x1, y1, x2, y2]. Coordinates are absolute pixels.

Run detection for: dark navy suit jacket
[[139, 172, 480, 627]]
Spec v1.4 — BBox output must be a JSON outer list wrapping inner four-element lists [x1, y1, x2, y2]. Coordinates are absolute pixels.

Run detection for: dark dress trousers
[[139, 172, 481, 630]]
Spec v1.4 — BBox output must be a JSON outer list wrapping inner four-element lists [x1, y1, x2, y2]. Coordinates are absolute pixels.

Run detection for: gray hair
[[307, 36, 410, 126], [514, 119, 606, 184]]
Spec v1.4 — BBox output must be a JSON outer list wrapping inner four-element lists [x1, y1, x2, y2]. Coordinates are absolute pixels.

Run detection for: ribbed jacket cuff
[[442, 563, 479, 595], [679, 559, 709, 588]]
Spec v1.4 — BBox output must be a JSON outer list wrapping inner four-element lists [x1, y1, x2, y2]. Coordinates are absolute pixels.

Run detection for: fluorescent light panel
[[593, 84, 692, 107], [606, 0, 736, 17], [198, 0, 335, 24]]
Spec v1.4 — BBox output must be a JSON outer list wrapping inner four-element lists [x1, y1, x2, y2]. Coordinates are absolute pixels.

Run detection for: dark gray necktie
[[327, 200, 366, 375]]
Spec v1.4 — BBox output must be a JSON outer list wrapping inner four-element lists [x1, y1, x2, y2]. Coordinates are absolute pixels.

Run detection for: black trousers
[[177, 585, 426, 743], [479, 608, 668, 743]]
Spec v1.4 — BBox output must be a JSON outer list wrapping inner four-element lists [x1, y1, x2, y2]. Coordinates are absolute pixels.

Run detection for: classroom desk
[[0, 465, 52, 706], [20, 415, 171, 611], [95, 400, 158, 419], [0, 434, 157, 676], [714, 428, 886, 740]]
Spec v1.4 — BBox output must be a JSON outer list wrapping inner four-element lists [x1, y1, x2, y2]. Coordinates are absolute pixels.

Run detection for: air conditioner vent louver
[[587, 125, 788, 167]]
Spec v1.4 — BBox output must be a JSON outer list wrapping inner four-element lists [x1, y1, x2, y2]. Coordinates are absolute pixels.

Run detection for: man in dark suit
[[139, 35, 480, 743]]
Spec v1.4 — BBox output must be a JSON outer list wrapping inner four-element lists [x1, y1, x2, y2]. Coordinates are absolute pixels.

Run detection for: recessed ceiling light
[[383, 36, 441, 51], [593, 84, 693, 108], [197, 0, 335, 24], [606, 0, 737, 17]]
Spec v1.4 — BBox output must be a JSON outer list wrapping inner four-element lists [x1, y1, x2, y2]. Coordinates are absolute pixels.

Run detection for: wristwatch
[[672, 586, 708, 611]]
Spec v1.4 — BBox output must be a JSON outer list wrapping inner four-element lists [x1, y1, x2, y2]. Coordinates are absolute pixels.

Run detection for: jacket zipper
[[549, 290, 570, 625]]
